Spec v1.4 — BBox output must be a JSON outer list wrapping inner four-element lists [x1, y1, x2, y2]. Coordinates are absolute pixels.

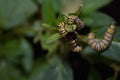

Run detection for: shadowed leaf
[[0, 0, 37, 29]]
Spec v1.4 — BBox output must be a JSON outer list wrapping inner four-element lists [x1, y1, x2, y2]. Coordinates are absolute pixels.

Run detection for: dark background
[[100, 0, 120, 26]]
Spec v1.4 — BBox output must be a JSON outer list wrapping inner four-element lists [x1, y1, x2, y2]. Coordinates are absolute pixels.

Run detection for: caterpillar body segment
[[58, 22, 68, 37], [87, 25, 115, 52], [58, 22, 82, 53], [67, 15, 84, 33]]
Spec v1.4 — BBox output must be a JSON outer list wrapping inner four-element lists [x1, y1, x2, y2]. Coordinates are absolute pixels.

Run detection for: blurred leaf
[[81, 46, 95, 55], [106, 77, 116, 80], [20, 38, 33, 72], [113, 27, 120, 42], [46, 33, 60, 44], [29, 56, 73, 80], [82, 42, 120, 62], [51, 0, 62, 12], [36, 0, 43, 4], [82, 12, 115, 27], [0, 60, 22, 80], [88, 67, 101, 80], [93, 27, 107, 38], [40, 33, 58, 53], [93, 26, 120, 42], [0, 38, 33, 72], [42, 0, 56, 25], [0, 0, 37, 29], [56, 15, 65, 25], [102, 42, 120, 62], [61, 0, 83, 15], [37, 0, 62, 12], [81, 0, 112, 15], [0, 39, 23, 60]]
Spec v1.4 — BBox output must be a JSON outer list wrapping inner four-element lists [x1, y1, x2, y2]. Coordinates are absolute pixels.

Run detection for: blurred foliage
[[0, 0, 120, 80]]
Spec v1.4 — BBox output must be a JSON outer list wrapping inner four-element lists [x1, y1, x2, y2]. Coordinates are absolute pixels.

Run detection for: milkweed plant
[[0, 0, 120, 80]]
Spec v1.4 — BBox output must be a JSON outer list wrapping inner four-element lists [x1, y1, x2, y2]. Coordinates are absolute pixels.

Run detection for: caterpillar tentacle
[[87, 25, 115, 52], [58, 22, 82, 52]]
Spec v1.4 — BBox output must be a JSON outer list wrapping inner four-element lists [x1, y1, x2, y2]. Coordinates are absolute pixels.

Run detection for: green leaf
[[42, 0, 56, 25], [36, 0, 43, 4], [0, 38, 33, 72], [29, 56, 73, 80], [81, 0, 112, 15], [40, 33, 58, 53], [102, 42, 120, 62], [82, 12, 115, 27], [0, 39, 23, 60], [106, 77, 116, 80], [93, 27, 107, 38], [93, 26, 120, 42], [0, 0, 37, 29], [61, 0, 83, 15], [0, 60, 22, 80], [46, 33, 60, 44], [37, 0, 62, 12], [82, 42, 120, 62], [20, 38, 33, 72], [56, 15, 65, 25], [81, 46, 95, 55], [88, 67, 101, 80], [51, 0, 62, 12], [113, 27, 120, 42]]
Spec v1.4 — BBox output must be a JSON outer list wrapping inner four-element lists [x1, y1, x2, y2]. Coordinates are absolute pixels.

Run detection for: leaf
[[113, 26, 120, 42], [20, 38, 33, 72], [0, 39, 23, 60], [0, 60, 22, 80], [42, 0, 56, 25], [40, 33, 58, 53], [82, 12, 115, 27], [106, 77, 116, 80], [29, 56, 73, 80], [81, 0, 112, 15], [93, 26, 120, 42], [51, 0, 62, 12], [36, 0, 43, 4], [88, 67, 101, 80], [37, 0, 62, 12], [0, 0, 37, 29], [46, 33, 60, 44], [82, 42, 120, 62], [61, 0, 83, 15], [102, 42, 120, 62], [81, 46, 95, 55], [56, 15, 65, 25], [0, 38, 34, 72]]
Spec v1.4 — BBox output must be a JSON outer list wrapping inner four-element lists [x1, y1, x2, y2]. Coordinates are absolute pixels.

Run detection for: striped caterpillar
[[87, 25, 115, 52], [58, 22, 82, 52], [66, 15, 84, 33]]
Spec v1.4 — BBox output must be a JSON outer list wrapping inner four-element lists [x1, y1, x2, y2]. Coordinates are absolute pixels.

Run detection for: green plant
[[0, 0, 120, 80]]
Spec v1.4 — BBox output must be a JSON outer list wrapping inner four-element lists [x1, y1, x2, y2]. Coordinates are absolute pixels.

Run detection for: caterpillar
[[66, 15, 84, 33], [87, 25, 115, 52], [58, 22, 82, 52]]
